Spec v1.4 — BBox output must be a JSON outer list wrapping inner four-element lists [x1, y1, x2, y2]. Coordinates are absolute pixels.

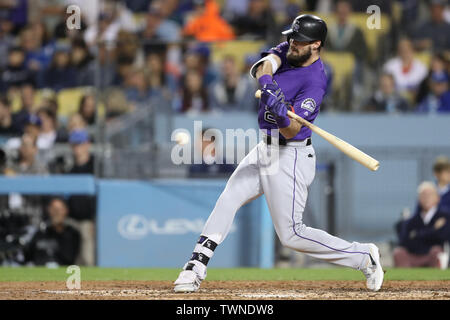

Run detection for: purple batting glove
[[261, 87, 291, 128]]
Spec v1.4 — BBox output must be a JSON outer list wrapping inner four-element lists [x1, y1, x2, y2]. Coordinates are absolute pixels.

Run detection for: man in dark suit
[[394, 181, 450, 268]]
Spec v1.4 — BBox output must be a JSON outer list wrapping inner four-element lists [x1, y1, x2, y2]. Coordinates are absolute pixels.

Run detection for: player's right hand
[[261, 81, 285, 109]]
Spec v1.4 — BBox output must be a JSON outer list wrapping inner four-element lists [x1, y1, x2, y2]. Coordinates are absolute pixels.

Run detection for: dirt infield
[[1, 280, 449, 300]]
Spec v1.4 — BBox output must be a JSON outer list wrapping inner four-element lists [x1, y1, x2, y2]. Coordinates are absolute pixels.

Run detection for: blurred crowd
[[0, 0, 450, 266]]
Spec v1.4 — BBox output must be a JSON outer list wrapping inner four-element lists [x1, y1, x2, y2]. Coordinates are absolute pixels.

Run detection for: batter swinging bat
[[255, 89, 380, 171]]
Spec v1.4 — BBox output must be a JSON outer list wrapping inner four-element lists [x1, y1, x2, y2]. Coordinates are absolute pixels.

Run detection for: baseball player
[[174, 14, 384, 292]]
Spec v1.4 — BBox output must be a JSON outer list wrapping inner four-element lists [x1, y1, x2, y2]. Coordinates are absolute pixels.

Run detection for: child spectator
[[416, 71, 450, 113], [363, 73, 410, 113], [393, 182, 450, 268]]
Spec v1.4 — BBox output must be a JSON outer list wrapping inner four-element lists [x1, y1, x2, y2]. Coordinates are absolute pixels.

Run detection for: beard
[[287, 46, 312, 67]]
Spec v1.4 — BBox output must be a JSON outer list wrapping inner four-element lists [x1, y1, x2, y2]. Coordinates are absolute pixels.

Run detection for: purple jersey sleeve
[[291, 85, 325, 123], [261, 42, 289, 66]]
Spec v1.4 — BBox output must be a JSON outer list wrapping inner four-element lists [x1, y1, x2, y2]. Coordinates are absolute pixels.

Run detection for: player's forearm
[[255, 61, 273, 79], [279, 118, 302, 139]]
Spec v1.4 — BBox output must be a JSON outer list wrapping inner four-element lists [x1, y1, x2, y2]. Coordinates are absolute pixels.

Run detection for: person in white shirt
[[383, 38, 428, 95]]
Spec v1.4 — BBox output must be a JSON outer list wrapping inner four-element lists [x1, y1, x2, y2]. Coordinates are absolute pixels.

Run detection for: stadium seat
[[211, 40, 266, 71], [415, 51, 432, 68], [322, 51, 355, 93]]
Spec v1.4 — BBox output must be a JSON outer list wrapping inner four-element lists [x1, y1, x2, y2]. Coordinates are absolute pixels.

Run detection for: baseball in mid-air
[[175, 132, 190, 145]]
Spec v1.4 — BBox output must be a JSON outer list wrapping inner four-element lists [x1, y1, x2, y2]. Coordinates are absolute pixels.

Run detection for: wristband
[[276, 116, 291, 129]]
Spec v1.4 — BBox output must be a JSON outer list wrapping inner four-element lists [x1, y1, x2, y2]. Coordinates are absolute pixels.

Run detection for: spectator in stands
[[124, 67, 152, 105], [42, 43, 77, 91], [105, 89, 131, 121], [0, 46, 34, 93], [39, 89, 59, 115], [416, 71, 450, 113], [182, 0, 235, 41], [433, 156, 450, 213], [9, 134, 48, 175], [363, 73, 410, 113], [11, 83, 36, 134], [210, 54, 257, 111], [184, 44, 217, 86], [141, 0, 181, 44], [96, 42, 117, 89], [325, 0, 367, 62], [189, 128, 236, 178], [20, 24, 53, 75], [416, 52, 449, 104], [25, 197, 80, 266], [383, 38, 428, 96], [116, 30, 143, 67], [68, 129, 93, 174], [112, 55, 134, 87], [84, 0, 137, 48], [36, 107, 65, 149], [229, 0, 277, 41], [68, 113, 87, 133], [410, 0, 450, 52], [0, 0, 27, 33], [145, 51, 176, 95], [66, 129, 96, 265], [0, 16, 14, 69], [78, 93, 96, 127], [393, 181, 450, 268], [178, 69, 209, 113], [71, 38, 95, 87], [0, 95, 14, 134]]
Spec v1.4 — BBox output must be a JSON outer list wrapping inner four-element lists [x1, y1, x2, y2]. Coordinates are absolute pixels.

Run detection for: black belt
[[264, 136, 311, 146]]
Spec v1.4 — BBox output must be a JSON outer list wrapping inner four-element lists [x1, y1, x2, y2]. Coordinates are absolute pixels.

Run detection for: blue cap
[[430, 71, 449, 83], [69, 130, 90, 144]]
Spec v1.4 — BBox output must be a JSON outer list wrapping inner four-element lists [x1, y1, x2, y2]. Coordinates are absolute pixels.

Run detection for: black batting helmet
[[282, 14, 327, 47]]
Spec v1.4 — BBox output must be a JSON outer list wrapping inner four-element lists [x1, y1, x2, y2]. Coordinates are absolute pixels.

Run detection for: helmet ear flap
[[287, 36, 291, 44]]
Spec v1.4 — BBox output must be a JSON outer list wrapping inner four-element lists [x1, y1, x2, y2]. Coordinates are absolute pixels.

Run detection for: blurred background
[[0, 0, 449, 269]]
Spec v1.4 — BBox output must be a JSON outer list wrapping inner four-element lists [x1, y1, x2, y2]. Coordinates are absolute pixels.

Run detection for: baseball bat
[[255, 89, 380, 171]]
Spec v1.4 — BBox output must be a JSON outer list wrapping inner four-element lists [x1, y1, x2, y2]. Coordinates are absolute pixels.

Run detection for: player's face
[[287, 39, 313, 67]]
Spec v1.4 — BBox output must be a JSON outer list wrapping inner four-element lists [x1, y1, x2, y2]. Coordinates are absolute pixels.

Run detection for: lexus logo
[[118, 214, 237, 240]]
